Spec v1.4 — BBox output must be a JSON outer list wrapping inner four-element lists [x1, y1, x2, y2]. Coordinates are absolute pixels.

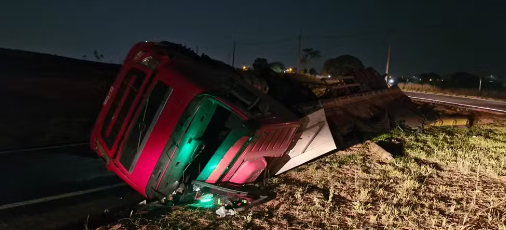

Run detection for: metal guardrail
[[409, 96, 506, 114]]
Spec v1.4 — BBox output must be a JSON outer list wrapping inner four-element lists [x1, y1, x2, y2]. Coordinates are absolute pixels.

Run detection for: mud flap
[[268, 109, 337, 175]]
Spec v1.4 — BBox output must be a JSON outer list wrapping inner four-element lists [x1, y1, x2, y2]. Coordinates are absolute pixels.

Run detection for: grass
[[99, 115, 506, 230]]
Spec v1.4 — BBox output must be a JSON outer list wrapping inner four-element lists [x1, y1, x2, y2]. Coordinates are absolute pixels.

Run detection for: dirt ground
[[0, 48, 117, 150], [0, 76, 112, 150]]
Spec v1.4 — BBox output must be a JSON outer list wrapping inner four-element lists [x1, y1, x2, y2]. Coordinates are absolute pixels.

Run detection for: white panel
[[271, 109, 337, 175]]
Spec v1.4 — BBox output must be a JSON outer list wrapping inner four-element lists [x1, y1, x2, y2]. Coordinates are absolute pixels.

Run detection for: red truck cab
[[91, 41, 300, 199]]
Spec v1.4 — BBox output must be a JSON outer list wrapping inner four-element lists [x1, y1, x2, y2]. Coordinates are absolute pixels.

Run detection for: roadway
[[0, 145, 121, 205], [405, 92, 506, 113], [0, 145, 144, 230]]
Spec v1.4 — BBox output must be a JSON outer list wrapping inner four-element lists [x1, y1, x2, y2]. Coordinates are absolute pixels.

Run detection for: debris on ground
[[215, 206, 235, 218]]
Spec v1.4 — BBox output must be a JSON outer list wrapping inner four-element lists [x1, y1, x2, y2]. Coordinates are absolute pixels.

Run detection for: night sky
[[1, 0, 505, 78]]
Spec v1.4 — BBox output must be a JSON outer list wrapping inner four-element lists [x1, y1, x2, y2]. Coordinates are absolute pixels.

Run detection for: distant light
[[242, 66, 247, 70], [441, 79, 444, 81], [430, 79, 432, 81], [328, 75, 331, 78], [388, 79, 394, 84]]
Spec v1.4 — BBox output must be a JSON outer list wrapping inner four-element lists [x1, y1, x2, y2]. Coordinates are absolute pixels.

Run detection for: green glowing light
[[199, 194, 214, 203], [200, 198, 213, 203]]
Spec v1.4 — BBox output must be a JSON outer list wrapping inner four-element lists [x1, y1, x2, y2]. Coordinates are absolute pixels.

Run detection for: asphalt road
[[0, 145, 144, 230], [0, 145, 122, 205], [405, 92, 506, 113]]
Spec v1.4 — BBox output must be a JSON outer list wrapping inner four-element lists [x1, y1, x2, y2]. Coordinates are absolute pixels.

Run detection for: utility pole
[[385, 45, 391, 75], [231, 40, 236, 67], [478, 76, 483, 96], [296, 35, 302, 73]]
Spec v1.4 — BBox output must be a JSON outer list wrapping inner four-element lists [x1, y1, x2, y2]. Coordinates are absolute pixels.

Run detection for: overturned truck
[[90, 41, 423, 210]]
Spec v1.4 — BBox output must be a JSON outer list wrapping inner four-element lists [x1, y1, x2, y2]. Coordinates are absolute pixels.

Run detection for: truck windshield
[[101, 68, 146, 149], [119, 81, 172, 172]]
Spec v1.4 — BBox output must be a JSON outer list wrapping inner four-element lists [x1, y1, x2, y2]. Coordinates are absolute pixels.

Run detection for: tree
[[300, 48, 321, 72], [322, 55, 365, 76], [252, 58, 269, 70], [268, 62, 285, 73], [450, 72, 479, 89], [93, 50, 104, 61], [309, 68, 318, 75], [419, 72, 442, 85]]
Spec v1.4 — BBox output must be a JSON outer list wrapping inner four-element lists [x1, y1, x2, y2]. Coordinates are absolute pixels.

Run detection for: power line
[[305, 25, 444, 41], [232, 40, 236, 67], [237, 37, 295, 46], [305, 29, 393, 41], [297, 35, 302, 72]]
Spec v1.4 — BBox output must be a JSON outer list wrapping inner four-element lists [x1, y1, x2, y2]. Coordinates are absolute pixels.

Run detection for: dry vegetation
[[398, 83, 506, 101], [99, 115, 506, 230]]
